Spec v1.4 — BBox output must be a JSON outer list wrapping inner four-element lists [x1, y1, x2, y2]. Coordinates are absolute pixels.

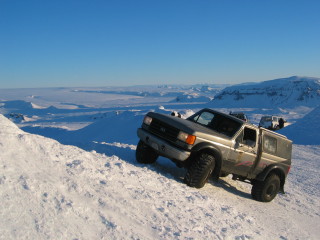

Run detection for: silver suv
[[136, 108, 292, 202], [259, 115, 285, 130]]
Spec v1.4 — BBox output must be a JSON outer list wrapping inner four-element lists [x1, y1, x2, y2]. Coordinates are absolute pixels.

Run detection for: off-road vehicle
[[259, 115, 286, 130], [136, 108, 292, 202]]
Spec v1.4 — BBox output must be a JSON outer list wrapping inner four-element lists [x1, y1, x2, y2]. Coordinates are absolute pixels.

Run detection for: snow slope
[[1, 114, 320, 239], [279, 105, 320, 145]]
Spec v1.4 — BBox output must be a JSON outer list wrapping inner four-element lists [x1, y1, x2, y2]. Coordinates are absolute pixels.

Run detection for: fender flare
[[191, 142, 223, 180], [255, 164, 287, 193]]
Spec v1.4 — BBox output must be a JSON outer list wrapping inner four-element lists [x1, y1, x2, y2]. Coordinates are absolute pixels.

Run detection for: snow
[[279, 105, 320, 145], [1, 114, 319, 239], [0, 78, 320, 239]]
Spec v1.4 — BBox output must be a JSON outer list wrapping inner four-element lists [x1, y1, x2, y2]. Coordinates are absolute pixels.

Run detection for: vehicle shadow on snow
[[212, 177, 252, 200]]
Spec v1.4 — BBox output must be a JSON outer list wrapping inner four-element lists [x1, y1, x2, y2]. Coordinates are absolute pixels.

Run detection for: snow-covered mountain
[[209, 76, 320, 108]]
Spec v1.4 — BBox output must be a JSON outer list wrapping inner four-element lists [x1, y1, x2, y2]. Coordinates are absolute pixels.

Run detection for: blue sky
[[1, 0, 320, 88]]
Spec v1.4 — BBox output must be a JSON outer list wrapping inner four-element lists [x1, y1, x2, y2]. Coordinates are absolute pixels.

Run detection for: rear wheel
[[251, 174, 280, 202], [184, 152, 215, 188], [136, 140, 158, 164]]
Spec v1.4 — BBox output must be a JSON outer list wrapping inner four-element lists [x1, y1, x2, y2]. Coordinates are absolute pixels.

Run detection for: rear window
[[263, 133, 292, 159], [263, 135, 277, 154]]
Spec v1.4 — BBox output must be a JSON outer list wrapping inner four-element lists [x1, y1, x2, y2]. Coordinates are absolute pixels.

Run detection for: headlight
[[143, 116, 153, 125], [177, 131, 196, 145]]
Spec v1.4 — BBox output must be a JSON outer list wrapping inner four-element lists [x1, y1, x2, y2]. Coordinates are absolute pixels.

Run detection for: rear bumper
[[137, 128, 191, 161]]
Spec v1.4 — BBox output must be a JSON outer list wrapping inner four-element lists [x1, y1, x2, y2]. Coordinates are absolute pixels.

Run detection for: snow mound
[[279, 105, 320, 144]]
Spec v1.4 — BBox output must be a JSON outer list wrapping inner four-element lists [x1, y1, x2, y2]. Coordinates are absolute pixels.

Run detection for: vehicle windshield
[[188, 110, 242, 137]]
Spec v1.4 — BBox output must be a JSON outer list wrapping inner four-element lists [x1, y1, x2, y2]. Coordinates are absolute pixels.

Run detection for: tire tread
[[184, 153, 215, 188]]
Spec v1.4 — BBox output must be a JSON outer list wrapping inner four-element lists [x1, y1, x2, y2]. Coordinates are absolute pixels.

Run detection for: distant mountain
[[170, 85, 223, 103], [170, 93, 213, 103], [209, 76, 320, 108]]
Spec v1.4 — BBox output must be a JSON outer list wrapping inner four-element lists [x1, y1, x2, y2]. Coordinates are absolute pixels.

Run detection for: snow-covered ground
[[1, 114, 319, 239], [0, 78, 319, 239]]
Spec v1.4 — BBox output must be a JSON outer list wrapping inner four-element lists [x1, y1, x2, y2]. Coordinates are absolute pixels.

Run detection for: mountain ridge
[[209, 76, 320, 108]]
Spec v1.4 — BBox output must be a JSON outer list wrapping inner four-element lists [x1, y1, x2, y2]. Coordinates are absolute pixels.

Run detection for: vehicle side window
[[235, 127, 256, 147], [263, 135, 277, 154], [243, 127, 256, 147]]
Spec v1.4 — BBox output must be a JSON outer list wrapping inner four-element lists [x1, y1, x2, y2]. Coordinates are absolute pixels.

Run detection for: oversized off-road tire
[[251, 174, 280, 202], [184, 152, 215, 188], [136, 140, 159, 164]]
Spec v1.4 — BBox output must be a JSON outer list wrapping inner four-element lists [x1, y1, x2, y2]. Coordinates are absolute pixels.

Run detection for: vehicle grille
[[149, 118, 180, 142]]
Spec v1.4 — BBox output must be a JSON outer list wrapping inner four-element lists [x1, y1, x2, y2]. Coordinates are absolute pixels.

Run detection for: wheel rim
[[265, 179, 279, 200], [266, 184, 276, 197]]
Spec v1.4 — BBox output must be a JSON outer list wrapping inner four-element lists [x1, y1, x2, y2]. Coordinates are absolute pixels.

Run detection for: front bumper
[[137, 128, 191, 161]]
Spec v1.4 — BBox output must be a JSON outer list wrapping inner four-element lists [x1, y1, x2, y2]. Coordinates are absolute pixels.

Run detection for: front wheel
[[251, 174, 280, 202], [136, 140, 158, 164], [184, 152, 215, 188]]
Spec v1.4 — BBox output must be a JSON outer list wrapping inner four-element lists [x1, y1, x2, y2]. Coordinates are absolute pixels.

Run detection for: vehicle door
[[225, 127, 258, 176]]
